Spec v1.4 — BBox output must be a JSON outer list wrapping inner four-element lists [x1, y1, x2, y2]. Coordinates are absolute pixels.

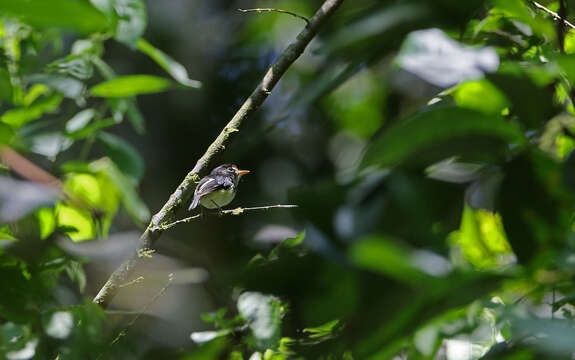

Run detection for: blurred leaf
[[125, 98, 145, 134], [349, 235, 434, 286], [48, 55, 94, 80], [64, 260, 86, 293], [57, 172, 120, 241], [0, 123, 14, 145], [90, 75, 171, 98], [114, 0, 147, 47], [362, 106, 525, 169], [137, 38, 201, 88], [499, 151, 571, 264], [1, 93, 62, 128], [28, 74, 85, 99], [493, 0, 556, 40], [36, 207, 56, 240], [65, 109, 96, 134], [426, 157, 485, 184], [190, 330, 231, 344], [397, 28, 499, 88], [322, 69, 385, 138], [449, 205, 512, 269], [0, 177, 60, 223], [55, 203, 95, 241], [90, 158, 150, 224], [451, 79, 509, 114], [237, 292, 282, 350], [488, 73, 558, 129], [0, 0, 110, 34], [67, 118, 116, 140], [29, 133, 73, 159], [303, 320, 341, 340], [97, 132, 144, 181], [0, 226, 18, 241]]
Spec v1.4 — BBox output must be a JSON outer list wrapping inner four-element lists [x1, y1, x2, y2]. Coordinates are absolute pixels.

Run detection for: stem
[[93, 0, 345, 308], [238, 8, 311, 25]]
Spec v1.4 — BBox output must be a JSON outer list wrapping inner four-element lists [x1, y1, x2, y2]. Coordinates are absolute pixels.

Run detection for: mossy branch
[[93, 0, 345, 308]]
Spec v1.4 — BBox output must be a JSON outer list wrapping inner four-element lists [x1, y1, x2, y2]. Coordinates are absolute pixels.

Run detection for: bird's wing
[[189, 176, 222, 210]]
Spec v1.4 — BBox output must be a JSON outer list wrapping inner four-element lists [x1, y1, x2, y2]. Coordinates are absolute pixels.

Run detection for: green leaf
[[97, 132, 144, 181], [0, 122, 14, 145], [1, 93, 63, 128], [303, 319, 341, 339], [362, 106, 525, 168], [451, 79, 509, 114], [114, 0, 147, 47], [349, 235, 434, 286], [36, 208, 56, 240], [90, 158, 150, 225], [57, 172, 120, 241], [0, 225, 18, 241], [90, 75, 172, 98], [0, 0, 110, 34], [67, 118, 116, 140], [137, 38, 201, 88]]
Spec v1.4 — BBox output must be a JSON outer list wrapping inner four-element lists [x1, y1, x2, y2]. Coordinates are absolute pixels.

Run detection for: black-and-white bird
[[188, 164, 250, 210]]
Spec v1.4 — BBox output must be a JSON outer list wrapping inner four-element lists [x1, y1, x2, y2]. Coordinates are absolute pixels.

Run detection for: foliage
[[3, 0, 575, 359]]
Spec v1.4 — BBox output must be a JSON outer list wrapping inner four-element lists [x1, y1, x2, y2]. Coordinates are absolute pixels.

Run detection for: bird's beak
[[237, 169, 250, 176]]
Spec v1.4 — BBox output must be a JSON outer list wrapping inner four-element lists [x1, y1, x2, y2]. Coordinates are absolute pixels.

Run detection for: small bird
[[189, 164, 250, 210]]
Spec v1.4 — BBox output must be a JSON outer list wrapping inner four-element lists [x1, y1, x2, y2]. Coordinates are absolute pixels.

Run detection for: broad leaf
[[362, 106, 525, 168], [137, 39, 201, 88], [90, 75, 171, 98]]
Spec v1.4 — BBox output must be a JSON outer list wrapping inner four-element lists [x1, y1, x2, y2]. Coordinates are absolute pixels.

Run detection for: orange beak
[[237, 169, 250, 176]]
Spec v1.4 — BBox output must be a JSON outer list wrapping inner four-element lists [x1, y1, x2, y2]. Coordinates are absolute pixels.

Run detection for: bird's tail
[[189, 195, 200, 211]]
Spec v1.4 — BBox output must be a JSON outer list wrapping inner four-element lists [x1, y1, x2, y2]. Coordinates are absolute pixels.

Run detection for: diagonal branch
[[93, 0, 345, 308], [532, 1, 575, 30]]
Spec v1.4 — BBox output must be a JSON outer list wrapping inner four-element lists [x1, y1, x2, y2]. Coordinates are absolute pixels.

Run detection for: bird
[[188, 164, 250, 210]]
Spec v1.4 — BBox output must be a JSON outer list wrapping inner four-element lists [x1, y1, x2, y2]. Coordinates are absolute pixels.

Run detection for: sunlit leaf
[[1, 93, 62, 128], [90, 75, 172, 98], [137, 39, 201, 88], [0, 0, 110, 34], [90, 158, 150, 225], [451, 79, 509, 114], [36, 208, 56, 240]]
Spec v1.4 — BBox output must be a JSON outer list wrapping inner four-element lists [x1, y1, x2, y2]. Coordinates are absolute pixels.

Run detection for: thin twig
[[532, 1, 575, 30], [238, 8, 310, 25], [160, 204, 298, 231], [93, 0, 345, 308], [97, 274, 175, 360]]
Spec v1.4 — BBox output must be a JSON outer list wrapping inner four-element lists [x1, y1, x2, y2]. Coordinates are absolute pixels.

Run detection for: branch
[[93, 0, 345, 308], [160, 204, 299, 231], [238, 8, 310, 25], [532, 1, 575, 30]]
